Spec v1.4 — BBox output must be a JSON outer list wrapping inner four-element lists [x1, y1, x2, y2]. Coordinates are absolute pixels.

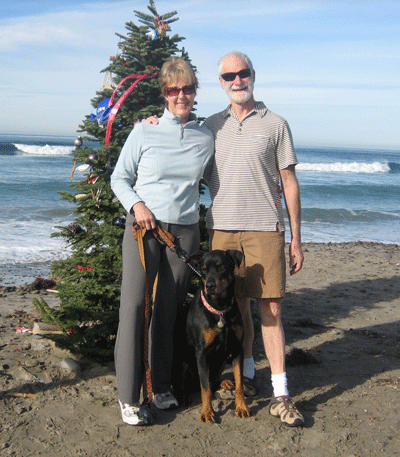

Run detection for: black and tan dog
[[186, 249, 251, 423]]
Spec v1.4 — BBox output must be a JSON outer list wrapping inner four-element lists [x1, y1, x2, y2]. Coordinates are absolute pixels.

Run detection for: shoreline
[[0, 260, 54, 287], [1, 241, 398, 288]]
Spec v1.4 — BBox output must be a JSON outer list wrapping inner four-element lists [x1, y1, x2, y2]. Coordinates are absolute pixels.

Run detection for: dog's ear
[[226, 250, 243, 267], [188, 250, 205, 265]]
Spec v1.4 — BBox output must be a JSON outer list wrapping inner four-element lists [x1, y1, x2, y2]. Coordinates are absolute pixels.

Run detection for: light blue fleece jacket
[[111, 108, 214, 225]]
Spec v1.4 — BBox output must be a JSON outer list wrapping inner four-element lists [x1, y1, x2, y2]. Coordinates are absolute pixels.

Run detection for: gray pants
[[115, 212, 200, 405]]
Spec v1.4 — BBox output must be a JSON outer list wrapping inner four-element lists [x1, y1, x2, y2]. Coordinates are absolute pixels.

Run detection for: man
[[203, 51, 304, 427], [143, 51, 304, 426]]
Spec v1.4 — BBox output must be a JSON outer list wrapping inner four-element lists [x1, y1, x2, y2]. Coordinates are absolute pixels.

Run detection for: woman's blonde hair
[[159, 57, 198, 96]]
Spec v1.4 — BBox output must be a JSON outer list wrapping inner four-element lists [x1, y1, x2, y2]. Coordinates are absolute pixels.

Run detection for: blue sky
[[1, 0, 399, 148]]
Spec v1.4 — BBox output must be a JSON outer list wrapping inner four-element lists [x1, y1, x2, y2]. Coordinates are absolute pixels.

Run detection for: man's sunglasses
[[220, 68, 252, 82], [165, 85, 196, 96]]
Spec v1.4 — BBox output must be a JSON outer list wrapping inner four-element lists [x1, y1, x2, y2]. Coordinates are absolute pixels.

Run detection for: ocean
[[1, 133, 399, 284]]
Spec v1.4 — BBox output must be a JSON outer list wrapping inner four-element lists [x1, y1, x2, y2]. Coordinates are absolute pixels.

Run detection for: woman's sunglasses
[[165, 85, 196, 96], [220, 68, 252, 82]]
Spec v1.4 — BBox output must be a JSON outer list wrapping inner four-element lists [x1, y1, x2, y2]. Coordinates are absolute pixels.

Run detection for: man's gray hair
[[218, 51, 254, 76]]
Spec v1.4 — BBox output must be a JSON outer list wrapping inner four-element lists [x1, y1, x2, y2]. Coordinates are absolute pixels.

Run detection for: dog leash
[[132, 224, 154, 404], [149, 224, 202, 278], [132, 222, 202, 403]]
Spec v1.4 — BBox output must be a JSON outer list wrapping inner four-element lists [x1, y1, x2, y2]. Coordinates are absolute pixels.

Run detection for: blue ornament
[[146, 29, 158, 41]]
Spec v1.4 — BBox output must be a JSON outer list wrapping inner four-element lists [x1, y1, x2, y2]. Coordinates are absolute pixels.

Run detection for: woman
[[110, 57, 214, 426]]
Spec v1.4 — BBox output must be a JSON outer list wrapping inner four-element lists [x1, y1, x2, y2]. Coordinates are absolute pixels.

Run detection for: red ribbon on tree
[[77, 265, 94, 271], [105, 70, 158, 146]]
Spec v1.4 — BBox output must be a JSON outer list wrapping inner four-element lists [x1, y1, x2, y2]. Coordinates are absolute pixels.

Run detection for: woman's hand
[[132, 202, 157, 230]]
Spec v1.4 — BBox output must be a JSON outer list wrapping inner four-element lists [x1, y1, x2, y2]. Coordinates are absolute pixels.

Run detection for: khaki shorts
[[209, 229, 286, 299]]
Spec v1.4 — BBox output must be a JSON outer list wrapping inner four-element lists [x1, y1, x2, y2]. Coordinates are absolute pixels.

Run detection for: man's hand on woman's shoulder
[[141, 115, 159, 125]]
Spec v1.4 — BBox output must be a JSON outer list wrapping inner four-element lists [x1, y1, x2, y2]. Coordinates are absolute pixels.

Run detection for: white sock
[[271, 372, 289, 397], [243, 357, 255, 379]]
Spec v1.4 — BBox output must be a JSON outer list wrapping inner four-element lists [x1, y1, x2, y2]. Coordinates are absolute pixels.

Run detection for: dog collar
[[201, 291, 232, 328]]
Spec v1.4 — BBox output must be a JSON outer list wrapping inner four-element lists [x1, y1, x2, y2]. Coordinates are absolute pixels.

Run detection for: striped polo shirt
[[203, 102, 297, 232]]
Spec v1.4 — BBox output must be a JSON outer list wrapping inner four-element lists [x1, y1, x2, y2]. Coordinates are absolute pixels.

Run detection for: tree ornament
[[98, 70, 114, 92], [90, 98, 114, 125], [77, 164, 90, 172], [88, 153, 97, 161], [67, 223, 85, 237], [74, 136, 83, 147], [146, 28, 158, 40], [156, 15, 171, 36], [139, 96, 146, 104], [77, 265, 94, 271], [70, 161, 77, 181], [85, 173, 98, 185], [113, 217, 126, 228]]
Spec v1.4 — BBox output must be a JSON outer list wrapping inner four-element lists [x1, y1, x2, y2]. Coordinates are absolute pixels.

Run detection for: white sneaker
[[153, 392, 179, 410], [119, 400, 147, 425]]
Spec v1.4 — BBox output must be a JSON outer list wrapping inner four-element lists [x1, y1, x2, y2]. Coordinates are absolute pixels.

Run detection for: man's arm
[[280, 165, 304, 275]]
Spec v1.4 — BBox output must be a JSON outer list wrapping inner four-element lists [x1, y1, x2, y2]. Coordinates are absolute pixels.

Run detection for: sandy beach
[[1, 242, 400, 456]]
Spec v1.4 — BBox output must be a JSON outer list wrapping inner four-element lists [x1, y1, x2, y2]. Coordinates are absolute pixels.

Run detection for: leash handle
[[132, 222, 202, 277]]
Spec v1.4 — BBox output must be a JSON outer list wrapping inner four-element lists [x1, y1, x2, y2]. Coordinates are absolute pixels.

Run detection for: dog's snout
[[206, 279, 216, 291]]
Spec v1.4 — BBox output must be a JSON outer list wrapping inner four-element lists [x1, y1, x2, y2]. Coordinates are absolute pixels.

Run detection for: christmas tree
[[34, 0, 202, 360]]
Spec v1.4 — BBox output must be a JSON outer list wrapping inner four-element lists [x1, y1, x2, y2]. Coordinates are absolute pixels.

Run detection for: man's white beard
[[224, 79, 254, 104]]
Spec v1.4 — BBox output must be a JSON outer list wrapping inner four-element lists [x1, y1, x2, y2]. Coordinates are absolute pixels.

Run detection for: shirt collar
[[163, 107, 197, 124], [223, 101, 268, 119]]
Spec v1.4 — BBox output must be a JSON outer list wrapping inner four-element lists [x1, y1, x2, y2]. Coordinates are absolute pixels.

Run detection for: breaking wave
[[13, 143, 74, 156], [296, 161, 400, 174]]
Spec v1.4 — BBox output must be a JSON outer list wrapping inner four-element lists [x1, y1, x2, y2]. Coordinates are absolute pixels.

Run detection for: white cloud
[[0, 2, 134, 52], [0, 20, 82, 51]]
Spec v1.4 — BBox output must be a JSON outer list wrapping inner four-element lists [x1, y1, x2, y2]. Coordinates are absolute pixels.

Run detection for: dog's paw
[[220, 379, 234, 391], [200, 408, 217, 423], [235, 404, 251, 419]]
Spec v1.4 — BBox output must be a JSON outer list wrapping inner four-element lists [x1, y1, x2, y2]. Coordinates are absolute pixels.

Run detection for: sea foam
[[296, 161, 391, 174], [13, 143, 74, 156]]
